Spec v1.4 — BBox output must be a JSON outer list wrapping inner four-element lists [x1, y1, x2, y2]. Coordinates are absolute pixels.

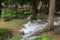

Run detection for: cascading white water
[[19, 17, 60, 40], [20, 19, 48, 38]]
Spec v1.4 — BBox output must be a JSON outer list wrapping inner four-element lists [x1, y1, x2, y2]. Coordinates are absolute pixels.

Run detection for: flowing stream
[[19, 17, 60, 40]]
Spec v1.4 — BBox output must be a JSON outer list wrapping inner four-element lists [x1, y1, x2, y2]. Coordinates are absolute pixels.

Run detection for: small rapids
[[19, 17, 60, 40]]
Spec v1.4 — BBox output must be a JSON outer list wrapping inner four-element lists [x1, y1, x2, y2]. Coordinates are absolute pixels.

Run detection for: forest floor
[[52, 35, 60, 40], [0, 19, 27, 35]]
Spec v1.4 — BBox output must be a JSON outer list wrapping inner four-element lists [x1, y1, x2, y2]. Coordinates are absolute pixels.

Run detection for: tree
[[48, 0, 55, 30]]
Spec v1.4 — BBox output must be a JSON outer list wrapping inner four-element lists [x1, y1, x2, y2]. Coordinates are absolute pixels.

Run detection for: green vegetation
[[9, 35, 22, 40], [9, 34, 52, 40], [1, 8, 24, 20], [34, 35, 52, 40], [1, 8, 12, 18], [0, 28, 13, 40], [1, 8, 60, 21], [1, 8, 33, 20], [1, 8, 12, 21]]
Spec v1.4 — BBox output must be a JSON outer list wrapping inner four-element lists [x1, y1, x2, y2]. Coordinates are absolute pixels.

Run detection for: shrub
[[1, 8, 25, 19], [1, 8, 12, 21], [1, 8, 11, 18], [0, 28, 13, 40]]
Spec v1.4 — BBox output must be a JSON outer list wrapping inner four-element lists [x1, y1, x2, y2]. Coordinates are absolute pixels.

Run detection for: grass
[[9, 35, 22, 40], [0, 19, 28, 35], [0, 28, 13, 40], [34, 34, 52, 40]]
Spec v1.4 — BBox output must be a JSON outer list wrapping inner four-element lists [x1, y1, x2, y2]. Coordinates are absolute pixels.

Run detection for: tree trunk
[[48, 0, 55, 31]]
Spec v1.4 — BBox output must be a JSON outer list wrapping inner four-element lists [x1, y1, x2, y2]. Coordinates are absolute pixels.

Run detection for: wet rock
[[54, 25, 60, 29], [54, 28, 60, 35]]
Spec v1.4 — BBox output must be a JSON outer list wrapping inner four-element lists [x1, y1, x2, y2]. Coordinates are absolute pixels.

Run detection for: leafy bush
[[1, 8, 26, 19], [1, 8, 33, 19], [0, 28, 13, 40], [1, 8, 12, 21], [1, 8, 11, 18]]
